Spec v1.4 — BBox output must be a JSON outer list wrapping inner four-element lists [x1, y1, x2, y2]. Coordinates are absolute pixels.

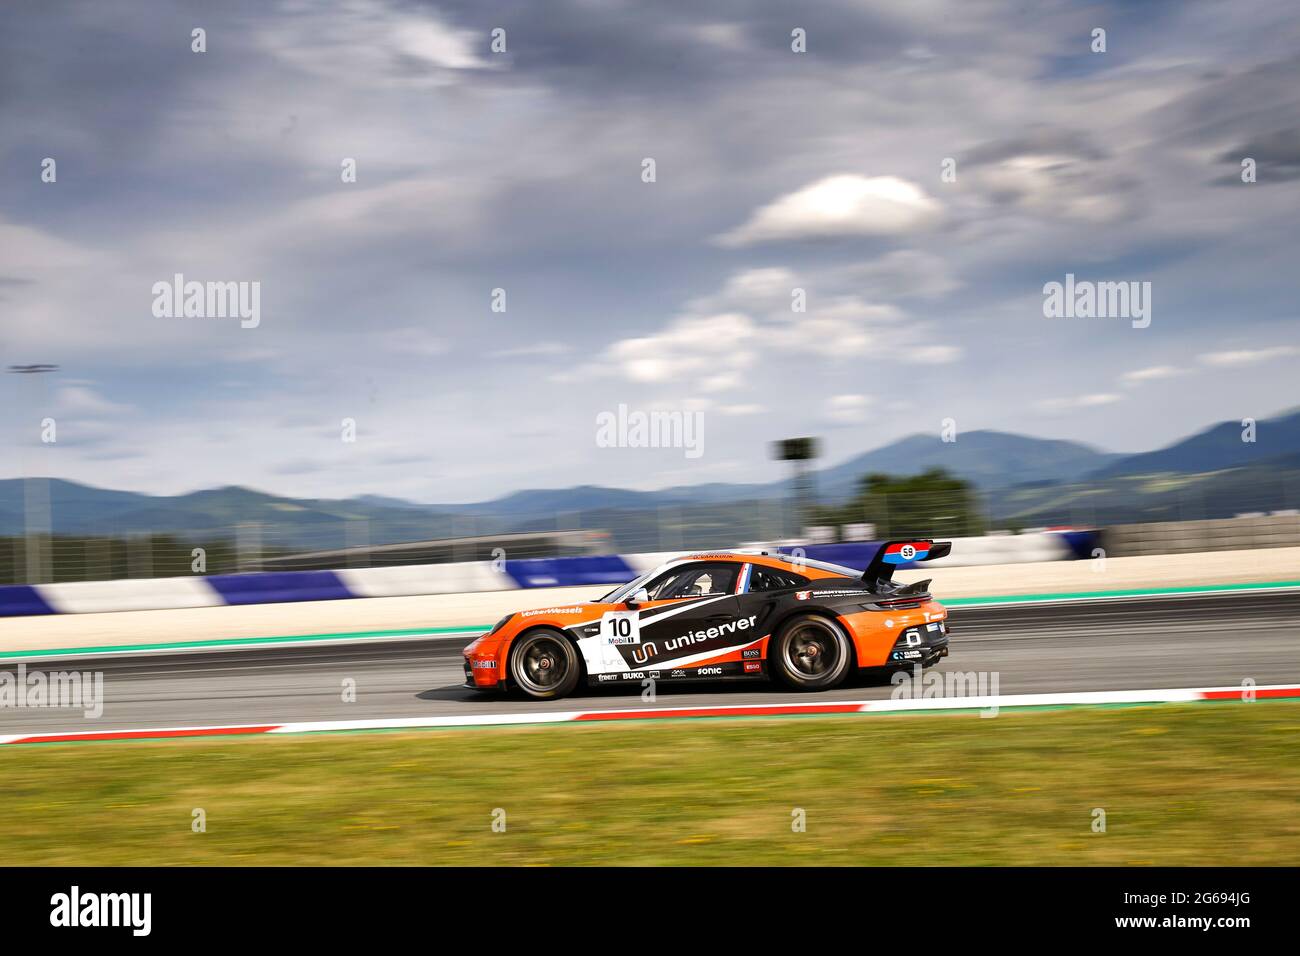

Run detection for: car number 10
[[601, 610, 640, 646]]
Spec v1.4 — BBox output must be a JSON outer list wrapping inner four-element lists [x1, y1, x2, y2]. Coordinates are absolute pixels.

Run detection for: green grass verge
[[4, 702, 1299, 865]]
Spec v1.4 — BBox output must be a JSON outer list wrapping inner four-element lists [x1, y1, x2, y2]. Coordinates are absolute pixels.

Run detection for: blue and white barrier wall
[[0, 531, 1095, 617]]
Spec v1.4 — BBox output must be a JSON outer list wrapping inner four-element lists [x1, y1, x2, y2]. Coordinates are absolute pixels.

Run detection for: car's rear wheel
[[508, 628, 581, 700], [771, 614, 852, 691]]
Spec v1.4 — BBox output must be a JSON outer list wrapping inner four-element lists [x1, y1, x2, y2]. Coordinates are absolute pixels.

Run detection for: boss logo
[[742, 648, 761, 659]]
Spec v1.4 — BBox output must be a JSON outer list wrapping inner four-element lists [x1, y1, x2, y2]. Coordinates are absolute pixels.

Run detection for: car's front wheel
[[771, 614, 852, 691], [508, 628, 581, 700]]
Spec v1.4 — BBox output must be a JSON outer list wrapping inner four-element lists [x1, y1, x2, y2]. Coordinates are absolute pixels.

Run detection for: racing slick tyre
[[771, 614, 852, 691], [508, 628, 581, 700]]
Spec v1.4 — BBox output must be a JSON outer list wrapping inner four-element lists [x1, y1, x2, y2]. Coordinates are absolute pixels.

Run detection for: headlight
[[486, 614, 513, 636]]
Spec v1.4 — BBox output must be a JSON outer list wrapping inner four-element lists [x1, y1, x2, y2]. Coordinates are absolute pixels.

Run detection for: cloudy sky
[[2, 0, 1299, 503]]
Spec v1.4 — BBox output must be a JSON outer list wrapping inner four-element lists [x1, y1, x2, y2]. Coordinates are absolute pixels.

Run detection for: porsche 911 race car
[[462, 539, 952, 700]]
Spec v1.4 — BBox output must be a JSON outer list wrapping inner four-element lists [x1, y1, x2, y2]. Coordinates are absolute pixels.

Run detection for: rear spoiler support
[[861, 539, 951, 592]]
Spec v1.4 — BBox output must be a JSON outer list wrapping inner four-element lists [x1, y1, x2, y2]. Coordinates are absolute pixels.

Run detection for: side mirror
[[625, 588, 650, 609]]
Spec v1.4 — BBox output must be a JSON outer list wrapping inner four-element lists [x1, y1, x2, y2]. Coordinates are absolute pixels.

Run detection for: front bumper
[[462, 629, 507, 689], [463, 654, 504, 689]]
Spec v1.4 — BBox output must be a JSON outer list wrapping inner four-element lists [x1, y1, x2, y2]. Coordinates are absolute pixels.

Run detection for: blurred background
[[3, 406, 1300, 582]]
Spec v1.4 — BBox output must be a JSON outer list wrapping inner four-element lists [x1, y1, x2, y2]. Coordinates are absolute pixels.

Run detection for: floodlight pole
[[770, 437, 820, 539], [6, 364, 59, 583]]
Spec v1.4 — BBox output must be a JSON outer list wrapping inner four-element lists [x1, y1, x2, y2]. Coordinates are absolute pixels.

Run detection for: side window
[[749, 566, 809, 592], [646, 563, 740, 601]]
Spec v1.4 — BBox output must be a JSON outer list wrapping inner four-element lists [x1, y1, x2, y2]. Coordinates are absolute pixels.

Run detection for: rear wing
[[861, 539, 951, 591]]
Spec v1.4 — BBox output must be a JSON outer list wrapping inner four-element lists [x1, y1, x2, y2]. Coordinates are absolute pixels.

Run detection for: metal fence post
[[345, 515, 369, 568], [236, 521, 262, 573]]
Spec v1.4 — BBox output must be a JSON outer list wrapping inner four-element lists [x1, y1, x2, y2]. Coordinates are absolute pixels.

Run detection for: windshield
[[597, 565, 663, 604]]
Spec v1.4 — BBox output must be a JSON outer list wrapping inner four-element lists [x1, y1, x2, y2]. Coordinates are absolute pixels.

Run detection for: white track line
[[3, 683, 1297, 744]]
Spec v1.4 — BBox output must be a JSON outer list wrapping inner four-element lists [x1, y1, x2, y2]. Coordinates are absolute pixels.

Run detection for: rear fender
[[765, 605, 860, 669]]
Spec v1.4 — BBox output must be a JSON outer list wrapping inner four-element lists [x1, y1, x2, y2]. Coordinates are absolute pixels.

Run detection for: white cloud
[[691, 22, 749, 52], [56, 385, 131, 416], [826, 393, 873, 424], [905, 344, 963, 364], [698, 267, 800, 312], [258, 0, 489, 88], [222, 347, 282, 364], [843, 249, 961, 301], [715, 174, 942, 247], [722, 267, 797, 297], [596, 312, 758, 392], [1035, 393, 1124, 412], [382, 327, 447, 357], [1198, 346, 1299, 366], [490, 342, 573, 359], [1121, 364, 1186, 385], [770, 297, 903, 358], [970, 154, 1131, 224], [686, 267, 964, 368]]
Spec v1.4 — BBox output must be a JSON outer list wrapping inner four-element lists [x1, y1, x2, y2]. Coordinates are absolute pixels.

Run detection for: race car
[[462, 539, 952, 700]]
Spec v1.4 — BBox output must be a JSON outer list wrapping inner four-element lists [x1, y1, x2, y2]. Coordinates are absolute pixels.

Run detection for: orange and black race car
[[462, 539, 952, 700]]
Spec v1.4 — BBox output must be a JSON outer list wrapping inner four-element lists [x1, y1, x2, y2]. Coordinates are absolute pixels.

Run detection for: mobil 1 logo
[[601, 610, 640, 646]]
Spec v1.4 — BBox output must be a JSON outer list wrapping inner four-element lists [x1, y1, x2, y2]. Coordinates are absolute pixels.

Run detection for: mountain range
[[3, 408, 1299, 550]]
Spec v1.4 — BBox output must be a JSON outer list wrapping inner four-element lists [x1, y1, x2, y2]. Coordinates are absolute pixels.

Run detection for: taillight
[[872, 597, 925, 610]]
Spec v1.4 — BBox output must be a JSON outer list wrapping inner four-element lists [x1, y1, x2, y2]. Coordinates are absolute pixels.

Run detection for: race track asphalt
[[2, 591, 1297, 734]]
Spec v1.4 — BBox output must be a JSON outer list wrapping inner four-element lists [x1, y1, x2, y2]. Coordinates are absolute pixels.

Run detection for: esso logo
[[900, 544, 917, 560]]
